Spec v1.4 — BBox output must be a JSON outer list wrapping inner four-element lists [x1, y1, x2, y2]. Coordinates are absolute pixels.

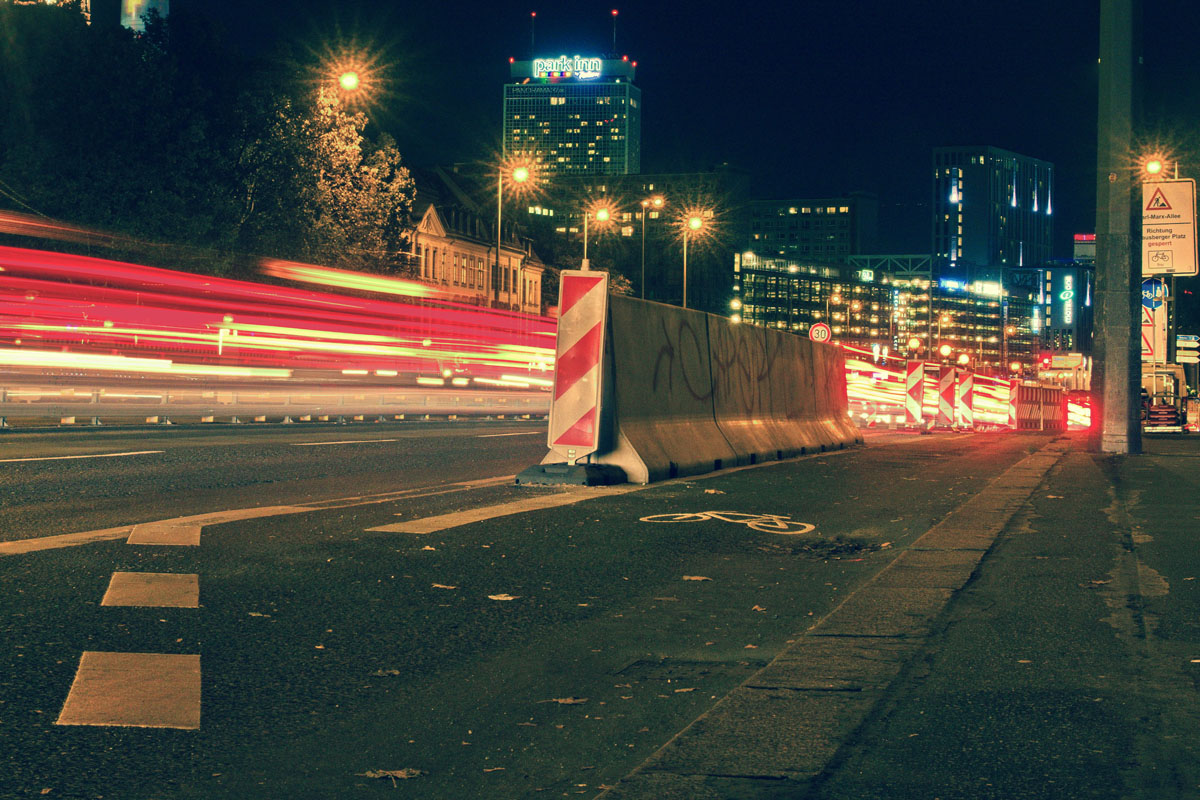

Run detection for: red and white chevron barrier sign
[[548, 270, 610, 462], [956, 371, 975, 428], [1008, 379, 1020, 428], [936, 366, 955, 428], [905, 361, 925, 427]]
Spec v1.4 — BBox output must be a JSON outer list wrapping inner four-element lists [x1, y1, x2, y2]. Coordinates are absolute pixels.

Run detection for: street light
[[640, 195, 665, 299], [826, 291, 842, 326], [496, 160, 532, 305], [338, 71, 360, 92], [581, 205, 613, 270], [682, 214, 703, 308]]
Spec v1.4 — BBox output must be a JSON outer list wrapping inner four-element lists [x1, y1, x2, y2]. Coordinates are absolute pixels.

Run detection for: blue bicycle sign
[[1142, 278, 1166, 309]]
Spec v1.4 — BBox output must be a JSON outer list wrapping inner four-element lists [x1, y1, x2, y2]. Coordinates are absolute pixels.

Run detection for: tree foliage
[[0, 2, 414, 275]]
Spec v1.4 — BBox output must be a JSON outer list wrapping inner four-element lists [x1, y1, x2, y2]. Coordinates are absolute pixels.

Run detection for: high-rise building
[[747, 193, 878, 262], [503, 55, 641, 176], [932, 146, 1054, 281]]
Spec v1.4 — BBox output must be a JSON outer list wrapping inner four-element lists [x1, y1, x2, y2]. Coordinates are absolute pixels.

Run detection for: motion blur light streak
[[0, 246, 556, 386], [1, 245, 1092, 430]]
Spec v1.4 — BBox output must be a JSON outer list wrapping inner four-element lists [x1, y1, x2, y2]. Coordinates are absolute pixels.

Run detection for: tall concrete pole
[[1094, 0, 1142, 453]]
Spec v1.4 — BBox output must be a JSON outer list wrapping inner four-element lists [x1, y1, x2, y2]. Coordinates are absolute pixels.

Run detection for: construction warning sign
[[1142, 178, 1197, 276]]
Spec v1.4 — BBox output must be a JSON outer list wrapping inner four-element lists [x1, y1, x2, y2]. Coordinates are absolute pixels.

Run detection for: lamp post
[[338, 71, 360, 91], [582, 206, 611, 271], [826, 291, 842, 325], [682, 215, 702, 308], [495, 163, 530, 305], [640, 195, 664, 299]]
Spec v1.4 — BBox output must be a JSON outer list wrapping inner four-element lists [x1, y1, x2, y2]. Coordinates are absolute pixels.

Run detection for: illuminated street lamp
[[338, 70, 360, 92], [581, 205, 613, 270], [640, 195, 665, 299], [682, 214, 703, 309], [495, 160, 532, 304]]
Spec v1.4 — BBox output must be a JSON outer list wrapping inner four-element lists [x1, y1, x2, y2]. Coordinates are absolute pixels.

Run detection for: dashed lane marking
[[0, 478, 515, 556], [476, 432, 543, 438], [0, 450, 163, 464], [127, 522, 202, 546], [56, 651, 201, 730], [101, 572, 200, 608], [291, 439, 399, 446]]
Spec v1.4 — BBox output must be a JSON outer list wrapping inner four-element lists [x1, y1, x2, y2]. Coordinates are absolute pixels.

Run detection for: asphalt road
[[1, 428, 1062, 799], [0, 420, 550, 541]]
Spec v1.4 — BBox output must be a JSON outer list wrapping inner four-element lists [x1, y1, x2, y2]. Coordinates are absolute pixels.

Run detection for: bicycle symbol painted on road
[[639, 511, 816, 535]]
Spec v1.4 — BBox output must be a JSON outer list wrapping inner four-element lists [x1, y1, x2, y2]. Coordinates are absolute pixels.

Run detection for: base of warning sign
[[514, 462, 627, 487]]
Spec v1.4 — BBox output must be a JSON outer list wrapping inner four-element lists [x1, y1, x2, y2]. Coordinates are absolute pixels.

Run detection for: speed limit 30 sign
[[809, 322, 832, 343]]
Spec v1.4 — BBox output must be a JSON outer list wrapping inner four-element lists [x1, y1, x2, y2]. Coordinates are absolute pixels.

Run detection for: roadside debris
[[357, 768, 425, 785]]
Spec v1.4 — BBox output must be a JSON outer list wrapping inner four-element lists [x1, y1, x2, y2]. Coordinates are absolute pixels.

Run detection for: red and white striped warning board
[[548, 270, 609, 462], [936, 366, 955, 428], [1008, 379, 1020, 428], [905, 361, 925, 427], [956, 371, 974, 429]]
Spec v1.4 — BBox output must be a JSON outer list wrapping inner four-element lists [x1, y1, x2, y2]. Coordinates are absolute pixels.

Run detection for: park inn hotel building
[[503, 55, 641, 175]]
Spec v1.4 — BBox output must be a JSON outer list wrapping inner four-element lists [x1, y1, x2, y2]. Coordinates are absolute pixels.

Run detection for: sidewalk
[[604, 433, 1200, 799]]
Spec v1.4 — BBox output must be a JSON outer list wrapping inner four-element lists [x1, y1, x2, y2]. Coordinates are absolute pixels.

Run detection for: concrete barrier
[[530, 294, 859, 485], [707, 315, 786, 465], [810, 335, 862, 447], [598, 296, 738, 483]]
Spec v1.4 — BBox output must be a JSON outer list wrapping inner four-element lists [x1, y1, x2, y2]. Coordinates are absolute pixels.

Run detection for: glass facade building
[[932, 146, 1054, 282], [504, 56, 641, 176], [735, 256, 1039, 376]]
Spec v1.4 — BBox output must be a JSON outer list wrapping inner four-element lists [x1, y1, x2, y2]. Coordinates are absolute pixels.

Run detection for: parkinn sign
[[533, 55, 602, 77]]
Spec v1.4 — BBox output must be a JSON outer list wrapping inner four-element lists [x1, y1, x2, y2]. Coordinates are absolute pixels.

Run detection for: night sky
[[196, 0, 1200, 256]]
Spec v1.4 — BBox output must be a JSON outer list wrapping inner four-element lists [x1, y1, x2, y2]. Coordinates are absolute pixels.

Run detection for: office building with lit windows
[[504, 55, 641, 176], [932, 146, 1054, 281], [747, 194, 878, 262], [735, 259, 1040, 376]]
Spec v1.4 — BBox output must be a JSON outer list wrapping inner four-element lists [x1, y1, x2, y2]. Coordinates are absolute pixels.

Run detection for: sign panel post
[[1142, 179, 1198, 276], [547, 270, 609, 463]]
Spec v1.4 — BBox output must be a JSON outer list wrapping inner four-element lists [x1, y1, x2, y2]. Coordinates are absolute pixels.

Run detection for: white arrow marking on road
[[0, 450, 163, 464]]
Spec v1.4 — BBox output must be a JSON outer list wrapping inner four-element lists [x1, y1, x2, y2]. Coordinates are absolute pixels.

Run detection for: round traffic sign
[[1142, 278, 1166, 309], [809, 322, 832, 343]]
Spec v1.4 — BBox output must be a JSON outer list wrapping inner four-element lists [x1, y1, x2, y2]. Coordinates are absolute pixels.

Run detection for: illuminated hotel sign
[[1053, 271, 1075, 327], [533, 55, 603, 78]]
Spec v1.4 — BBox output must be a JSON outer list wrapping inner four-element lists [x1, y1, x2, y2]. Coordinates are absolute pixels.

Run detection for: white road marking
[[292, 439, 399, 446], [476, 432, 543, 438], [0, 450, 163, 464], [127, 522, 203, 547], [101, 572, 200, 608], [367, 487, 640, 534], [56, 651, 201, 729]]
